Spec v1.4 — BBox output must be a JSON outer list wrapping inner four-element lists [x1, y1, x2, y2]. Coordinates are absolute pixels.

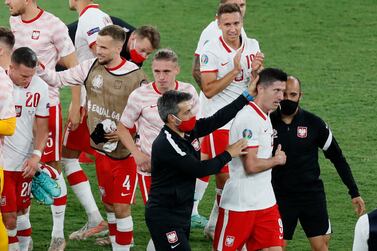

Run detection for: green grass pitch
[[1, 0, 377, 250]]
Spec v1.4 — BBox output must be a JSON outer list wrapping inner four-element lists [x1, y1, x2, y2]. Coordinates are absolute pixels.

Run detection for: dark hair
[[11, 47, 38, 68], [157, 90, 193, 123], [0, 27, 15, 49], [98, 25, 126, 43], [217, 3, 241, 17], [257, 68, 288, 87], [153, 48, 178, 64], [134, 25, 160, 49]]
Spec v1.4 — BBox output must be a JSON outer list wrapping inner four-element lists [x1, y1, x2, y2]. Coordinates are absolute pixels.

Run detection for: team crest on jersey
[[15, 105, 22, 117], [92, 75, 104, 89], [0, 196, 5, 206], [191, 139, 200, 151], [242, 129, 252, 140], [99, 186, 105, 197], [201, 54, 209, 65], [297, 126, 308, 138], [31, 30, 40, 40], [87, 27, 100, 36], [166, 231, 178, 243], [114, 80, 122, 89], [225, 235, 235, 247]]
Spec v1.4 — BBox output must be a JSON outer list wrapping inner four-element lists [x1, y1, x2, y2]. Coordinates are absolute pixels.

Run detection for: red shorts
[[41, 104, 62, 163], [214, 205, 284, 251], [95, 153, 137, 205], [201, 129, 229, 173], [63, 109, 92, 154], [0, 171, 32, 213], [137, 173, 151, 205]]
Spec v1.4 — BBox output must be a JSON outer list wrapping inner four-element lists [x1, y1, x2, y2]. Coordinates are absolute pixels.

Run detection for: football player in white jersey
[[0, 26, 17, 251], [213, 68, 287, 251], [198, 2, 264, 238], [1, 47, 50, 251], [5, 0, 81, 249]]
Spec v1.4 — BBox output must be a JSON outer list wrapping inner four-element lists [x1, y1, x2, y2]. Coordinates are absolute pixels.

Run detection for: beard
[[97, 57, 111, 66]]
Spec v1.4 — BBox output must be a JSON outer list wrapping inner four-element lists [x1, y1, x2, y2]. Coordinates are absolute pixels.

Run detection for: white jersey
[[120, 81, 198, 174], [194, 19, 247, 118], [10, 9, 76, 106], [200, 35, 260, 128], [353, 214, 369, 251], [220, 101, 276, 211], [75, 4, 112, 106], [0, 67, 16, 167], [4, 76, 50, 172]]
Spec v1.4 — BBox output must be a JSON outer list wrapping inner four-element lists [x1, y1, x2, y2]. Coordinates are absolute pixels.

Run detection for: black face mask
[[279, 99, 299, 115]]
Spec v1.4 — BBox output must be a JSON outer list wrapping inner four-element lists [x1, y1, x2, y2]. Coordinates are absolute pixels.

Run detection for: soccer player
[[199, 3, 264, 236], [271, 76, 365, 251], [213, 68, 287, 251], [0, 26, 17, 251], [191, 0, 248, 230], [5, 0, 80, 249], [38, 25, 148, 251], [353, 208, 377, 251], [2, 47, 50, 251]]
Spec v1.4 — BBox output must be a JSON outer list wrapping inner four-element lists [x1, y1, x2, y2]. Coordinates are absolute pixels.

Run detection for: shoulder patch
[[242, 129, 253, 139], [87, 27, 100, 36], [201, 54, 209, 65]]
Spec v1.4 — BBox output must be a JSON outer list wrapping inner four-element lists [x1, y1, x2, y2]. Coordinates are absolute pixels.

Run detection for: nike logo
[[150, 105, 158, 108], [221, 62, 229, 66], [171, 243, 181, 249], [43, 150, 53, 155], [279, 235, 283, 240], [121, 193, 130, 197]]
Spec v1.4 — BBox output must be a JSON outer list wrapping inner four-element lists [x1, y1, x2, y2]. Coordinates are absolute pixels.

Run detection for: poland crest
[[297, 126, 308, 138], [225, 235, 235, 247], [166, 231, 178, 243]]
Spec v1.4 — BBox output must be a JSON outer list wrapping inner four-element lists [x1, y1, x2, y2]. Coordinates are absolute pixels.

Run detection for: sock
[[205, 189, 222, 239], [107, 212, 116, 246], [17, 213, 32, 251], [51, 173, 67, 238], [192, 178, 209, 216], [7, 228, 19, 251], [63, 158, 103, 227], [114, 216, 133, 250], [146, 238, 156, 251], [40, 164, 60, 180]]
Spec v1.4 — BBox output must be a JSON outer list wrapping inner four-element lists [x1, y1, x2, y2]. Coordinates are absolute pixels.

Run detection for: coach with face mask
[[270, 75, 365, 251], [145, 76, 259, 250]]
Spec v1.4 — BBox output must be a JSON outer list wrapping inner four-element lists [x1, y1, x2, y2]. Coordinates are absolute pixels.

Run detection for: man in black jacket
[[146, 75, 258, 250], [271, 75, 365, 251]]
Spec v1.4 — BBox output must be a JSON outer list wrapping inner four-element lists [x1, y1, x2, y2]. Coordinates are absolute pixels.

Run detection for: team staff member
[[271, 76, 365, 251], [146, 74, 258, 251], [353, 208, 377, 251], [0, 26, 17, 251]]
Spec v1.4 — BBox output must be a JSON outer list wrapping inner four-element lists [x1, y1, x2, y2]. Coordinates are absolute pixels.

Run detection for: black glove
[[90, 123, 108, 144]]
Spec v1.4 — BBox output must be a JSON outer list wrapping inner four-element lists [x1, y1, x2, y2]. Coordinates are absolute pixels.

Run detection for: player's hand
[[67, 105, 81, 131], [248, 74, 259, 97], [22, 154, 40, 178], [105, 131, 119, 142], [352, 196, 366, 216], [134, 150, 151, 173], [251, 52, 264, 75], [226, 139, 248, 158], [273, 144, 286, 166], [232, 49, 242, 75]]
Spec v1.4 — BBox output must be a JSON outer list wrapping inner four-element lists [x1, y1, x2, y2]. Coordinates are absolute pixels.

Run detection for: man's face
[[284, 77, 301, 102], [152, 59, 179, 91], [176, 100, 194, 122], [9, 63, 35, 87], [96, 35, 122, 65], [5, 0, 27, 16], [130, 34, 154, 59], [258, 81, 286, 112], [225, 0, 247, 18], [218, 12, 243, 43]]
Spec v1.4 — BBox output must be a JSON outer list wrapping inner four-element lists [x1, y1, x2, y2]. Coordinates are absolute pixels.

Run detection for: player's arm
[[352, 214, 369, 251], [0, 117, 16, 136], [242, 144, 286, 174], [192, 55, 202, 87], [201, 49, 242, 98]]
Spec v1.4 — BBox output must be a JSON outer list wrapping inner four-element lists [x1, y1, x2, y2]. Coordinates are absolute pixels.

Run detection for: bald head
[[283, 76, 302, 102]]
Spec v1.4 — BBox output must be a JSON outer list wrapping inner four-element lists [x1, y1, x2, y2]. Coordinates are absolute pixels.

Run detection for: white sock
[[114, 216, 133, 250], [63, 158, 103, 227], [107, 212, 116, 247], [192, 179, 209, 216], [51, 173, 67, 238], [146, 238, 156, 251], [17, 214, 32, 251], [205, 189, 221, 238], [7, 228, 19, 251]]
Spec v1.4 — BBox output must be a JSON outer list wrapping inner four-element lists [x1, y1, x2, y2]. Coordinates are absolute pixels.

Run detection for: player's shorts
[[95, 153, 137, 205], [214, 204, 284, 251], [62, 108, 92, 154], [137, 172, 151, 205], [146, 219, 191, 251], [41, 104, 62, 163], [201, 129, 229, 173], [0, 171, 32, 213], [277, 198, 331, 240], [0, 168, 8, 250]]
